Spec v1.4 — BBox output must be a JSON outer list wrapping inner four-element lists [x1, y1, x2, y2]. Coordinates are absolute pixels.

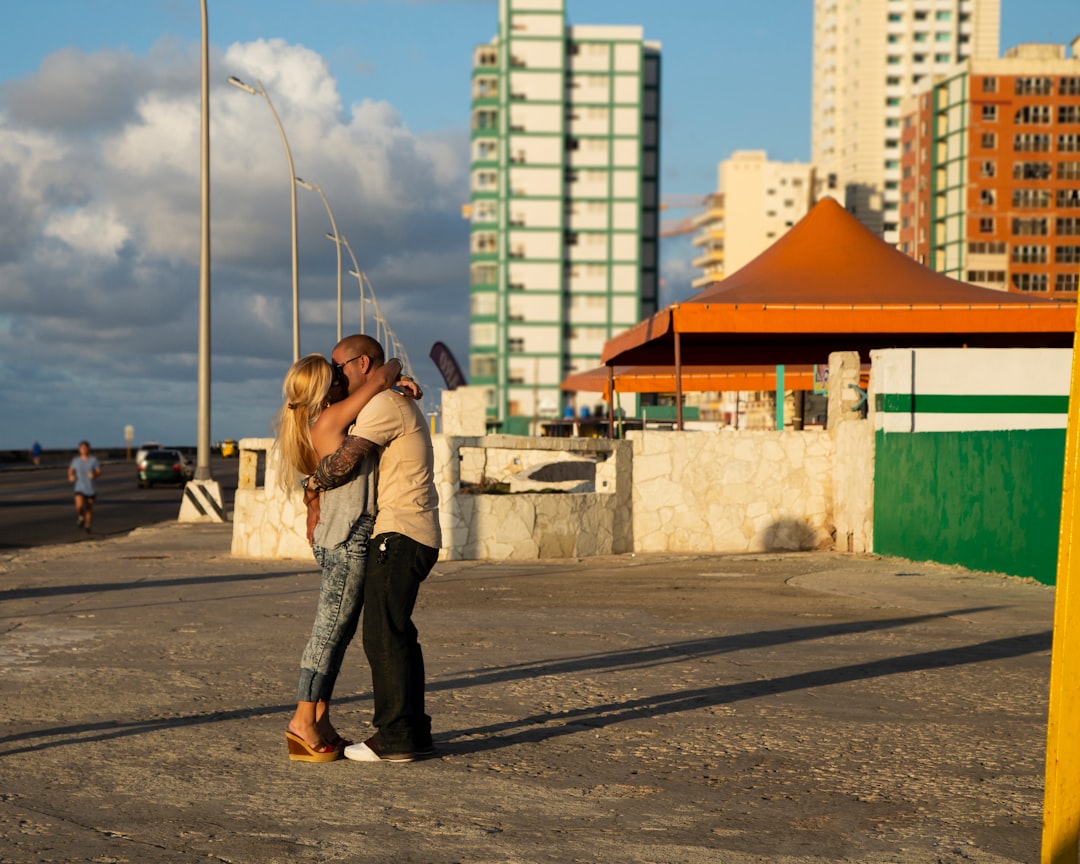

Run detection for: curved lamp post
[[337, 235, 367, 337], [296, 177, 342, 341], [227, 75, 300, 360]]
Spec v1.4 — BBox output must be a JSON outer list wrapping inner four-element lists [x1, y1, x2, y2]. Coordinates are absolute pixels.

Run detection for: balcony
[[692, 248, 725, 269]]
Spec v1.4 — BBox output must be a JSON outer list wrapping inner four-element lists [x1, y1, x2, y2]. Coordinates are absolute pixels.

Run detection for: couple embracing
[[274, 334, 440, 764]]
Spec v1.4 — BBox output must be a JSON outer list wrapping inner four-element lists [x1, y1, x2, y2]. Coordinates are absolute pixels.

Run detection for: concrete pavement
[[0, 521, 1054, 863]]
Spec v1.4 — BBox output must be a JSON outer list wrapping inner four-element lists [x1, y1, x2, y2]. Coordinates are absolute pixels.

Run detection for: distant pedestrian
[[68, 441, 102, 533], [30, 441, 42, 465]]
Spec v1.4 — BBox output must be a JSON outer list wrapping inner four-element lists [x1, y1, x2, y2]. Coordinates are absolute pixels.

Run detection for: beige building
[[691, 151, 814, 289], [812, 0, 999, 244]]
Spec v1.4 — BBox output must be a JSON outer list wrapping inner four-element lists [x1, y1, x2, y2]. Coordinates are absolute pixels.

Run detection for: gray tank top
[[312, 452, 378, 549]]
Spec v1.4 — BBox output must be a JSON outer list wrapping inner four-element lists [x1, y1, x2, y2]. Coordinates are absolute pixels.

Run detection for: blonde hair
[[272, 354, 333, 489]]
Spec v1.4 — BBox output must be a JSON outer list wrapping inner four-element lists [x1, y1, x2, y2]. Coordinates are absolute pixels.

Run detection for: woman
[[273, 352, 418, 762]]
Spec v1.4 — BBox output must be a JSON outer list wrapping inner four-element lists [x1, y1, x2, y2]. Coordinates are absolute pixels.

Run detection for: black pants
[[362, 532, 439, 752]]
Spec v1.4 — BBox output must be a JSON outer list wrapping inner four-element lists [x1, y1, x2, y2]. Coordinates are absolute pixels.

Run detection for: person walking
[[30, 441, 42, 465], [307, 334, 441, 763], [68, 441, 102, 533]]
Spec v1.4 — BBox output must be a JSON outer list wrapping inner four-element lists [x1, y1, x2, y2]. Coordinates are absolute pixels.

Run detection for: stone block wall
[[629, 429, 835, 554], [230, 437, 310, 560]]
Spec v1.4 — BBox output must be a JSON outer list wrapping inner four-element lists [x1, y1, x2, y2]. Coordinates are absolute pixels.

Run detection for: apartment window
[[473, 109, 498, 131], [981, 132, 996, 149], [979, 161, 995, 177], [1058, 217, 1080, 236], [887, 76, 902, 86], [888, 34, 900, 43], [1014, 105, 1051, 125], [508, 338, 525, 353], [476, 49, 497, 67], [1060, 105, 1080, 124], [887, 56, 902, 65], [1059, 162, 1080, 181], [935, 54, 952, 63], [983, 77, 997, 93], [967, 270, 1006, 283], [914, 10, 928, 20], [979, 189, 996, 207], [1056, 246, 1080, 264], [968, 241, 1007, 254], [914, 32, 929, 42], [936, 32, 952, 42], [470, 263, 497, 286], [471, 231, 497, 254], [1057, 273, 1080, 292], [935, 10, 952, 21], [1012, 218, 1049, 236], [1062, 78, 1080, 96], [1060, 134, 1080, 153], [1013, 188, 1051, 208], [1012, 273, 1048, 292], [888, 12, 902, 22], [1014, 134, 1051, 152], [1015, 77, 1053, 96], [886, 97, 901, 107], [913, 53, 927, 63], [979, 217, 994, 233], [981, 105, 997, 121], [1012, 245, 1048, 263], [1013, 161, 1052, 180], [1059, 189, 1080, 209]]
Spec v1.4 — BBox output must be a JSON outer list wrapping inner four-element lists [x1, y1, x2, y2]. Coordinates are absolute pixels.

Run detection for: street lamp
[[227, 75, 300, 360], [296, 177, 342, 341], [337, 234, 367, 337], [196, 0, 212, 481]]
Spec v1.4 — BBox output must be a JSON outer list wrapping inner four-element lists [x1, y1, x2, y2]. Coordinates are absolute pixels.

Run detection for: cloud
[[0, 37, 470, 449]]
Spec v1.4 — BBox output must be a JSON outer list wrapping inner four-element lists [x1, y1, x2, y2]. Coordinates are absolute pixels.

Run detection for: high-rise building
[[691, 151, 815, 288], [467, 0, 661, 434], [898, 40, 1080, 297], [811, 0, 999, 244]]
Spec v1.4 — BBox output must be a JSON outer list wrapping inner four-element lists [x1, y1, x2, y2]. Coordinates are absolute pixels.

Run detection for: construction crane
[[659, 194, 716, 238]]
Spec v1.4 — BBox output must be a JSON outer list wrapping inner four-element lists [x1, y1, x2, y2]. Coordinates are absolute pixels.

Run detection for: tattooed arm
[[308, 435, 379, 492]]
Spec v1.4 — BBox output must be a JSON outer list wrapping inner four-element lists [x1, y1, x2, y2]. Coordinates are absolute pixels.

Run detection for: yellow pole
[[1042, 292, 1080, 863]]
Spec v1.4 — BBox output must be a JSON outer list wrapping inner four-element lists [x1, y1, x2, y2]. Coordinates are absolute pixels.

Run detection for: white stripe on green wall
[[872, 347, 1071, 433]]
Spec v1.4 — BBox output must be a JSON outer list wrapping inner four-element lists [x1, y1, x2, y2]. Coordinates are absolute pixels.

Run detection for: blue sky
[[0, 0, 1076, 451]]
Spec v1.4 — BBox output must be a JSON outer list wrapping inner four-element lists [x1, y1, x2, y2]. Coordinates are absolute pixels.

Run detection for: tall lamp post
[[227, 75, 300, 360], [179, 0, 225, 523], [296, 177, 342, 341], [196, 0, 212, 480], [337, 234, 367, 337]]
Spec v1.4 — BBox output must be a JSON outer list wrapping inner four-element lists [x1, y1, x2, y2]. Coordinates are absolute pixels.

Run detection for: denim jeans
[[362, 532, 439, 752], [296, 515, 374, 703]]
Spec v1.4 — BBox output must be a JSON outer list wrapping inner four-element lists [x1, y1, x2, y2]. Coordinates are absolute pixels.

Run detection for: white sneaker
[[343, 737, 415, 763]]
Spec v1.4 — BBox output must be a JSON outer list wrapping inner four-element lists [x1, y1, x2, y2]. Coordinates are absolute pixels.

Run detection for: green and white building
[[468, 0, 661, 434]]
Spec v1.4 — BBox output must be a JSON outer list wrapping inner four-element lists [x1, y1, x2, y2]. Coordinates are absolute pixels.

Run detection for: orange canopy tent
[[573, 198, 1074, 430], [602, 197, 1074, 371], [560, 364, 820, 399]]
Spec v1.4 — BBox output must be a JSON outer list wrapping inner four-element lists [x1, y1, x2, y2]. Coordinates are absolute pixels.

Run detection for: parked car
[[134, 441, 160, 465], [137, 449, 189, 488], [220, 439, 238, 457]]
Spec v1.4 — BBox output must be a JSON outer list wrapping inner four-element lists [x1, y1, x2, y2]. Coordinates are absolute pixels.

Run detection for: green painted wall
[[874, 428, 1065, 584]]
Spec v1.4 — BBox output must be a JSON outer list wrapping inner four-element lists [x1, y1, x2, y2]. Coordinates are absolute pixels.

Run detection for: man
[[307, 334, 441, 763], [68, 441, 102, 533]]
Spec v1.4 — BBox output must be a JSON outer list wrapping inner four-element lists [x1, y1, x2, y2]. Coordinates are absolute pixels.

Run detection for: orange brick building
[[899, 40, 1080, 298]]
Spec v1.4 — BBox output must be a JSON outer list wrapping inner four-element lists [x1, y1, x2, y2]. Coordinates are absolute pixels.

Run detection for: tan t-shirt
[[349, 390, 441, 549]]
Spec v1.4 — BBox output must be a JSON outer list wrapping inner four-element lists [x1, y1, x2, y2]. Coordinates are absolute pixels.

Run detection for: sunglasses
[[331, 353, 364, 375]]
